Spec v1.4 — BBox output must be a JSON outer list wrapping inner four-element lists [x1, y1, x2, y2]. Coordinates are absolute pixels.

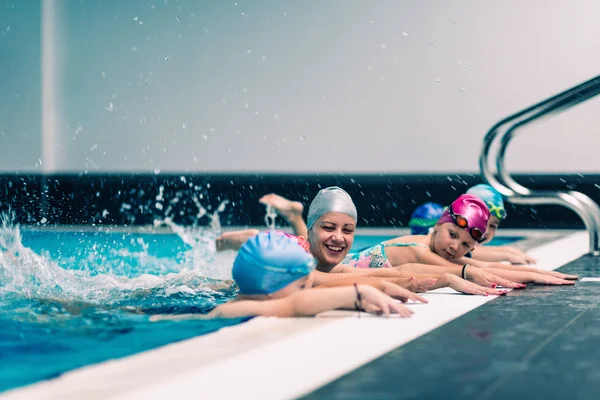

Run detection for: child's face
[[481, 216, 501, 245], [431, 223, 476, 260], [271, 274, 314, 299], [307, 212, 356, 268]]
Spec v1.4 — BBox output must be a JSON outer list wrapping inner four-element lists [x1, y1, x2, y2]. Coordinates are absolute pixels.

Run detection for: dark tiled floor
[[303, 254, 600, 400]]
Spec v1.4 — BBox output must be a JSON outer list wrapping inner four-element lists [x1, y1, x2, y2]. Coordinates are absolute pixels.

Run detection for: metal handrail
[[480, 75, 600, 255]]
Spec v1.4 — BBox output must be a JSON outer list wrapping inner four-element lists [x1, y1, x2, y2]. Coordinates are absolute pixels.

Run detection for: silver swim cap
[[307, 186, 357, 230]]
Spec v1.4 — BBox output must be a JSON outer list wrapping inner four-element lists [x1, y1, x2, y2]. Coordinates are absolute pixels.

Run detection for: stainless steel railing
[[479, 75, 600, 255]]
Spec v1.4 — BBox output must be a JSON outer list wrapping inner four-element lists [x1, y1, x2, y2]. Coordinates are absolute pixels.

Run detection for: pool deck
[[1, 230, 591, 400]]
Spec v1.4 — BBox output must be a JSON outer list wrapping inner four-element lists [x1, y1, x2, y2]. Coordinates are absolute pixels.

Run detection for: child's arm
[[394, 259, 523, 289], [258, 194, 308, 238], [210, 285, 414, 318], [459, 258, 578, 280], [479, 268, 576, 286], [470, 246, 537, 265], [321, 266, 508, 295], [215, 229, 260, 251]]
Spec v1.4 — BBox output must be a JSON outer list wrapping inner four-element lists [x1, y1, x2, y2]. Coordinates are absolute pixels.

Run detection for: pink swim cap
[[437, 194, 490, 242]]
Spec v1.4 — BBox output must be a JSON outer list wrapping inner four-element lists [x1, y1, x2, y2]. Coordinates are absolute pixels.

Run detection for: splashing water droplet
[[264, 205, 277, 229]]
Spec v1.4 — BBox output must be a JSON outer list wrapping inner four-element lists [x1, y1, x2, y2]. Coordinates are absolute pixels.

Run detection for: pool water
[[0, 221, 243, 393], [0, 221, 522, 393]]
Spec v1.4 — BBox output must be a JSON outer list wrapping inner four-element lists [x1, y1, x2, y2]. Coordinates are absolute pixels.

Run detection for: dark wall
[[1, 173, 598, 229]]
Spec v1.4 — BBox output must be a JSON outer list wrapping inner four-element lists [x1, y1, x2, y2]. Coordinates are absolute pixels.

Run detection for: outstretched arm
[[470, 246, 537, 265], [210, 285, 414, 318], [459, 258, 578, 281]]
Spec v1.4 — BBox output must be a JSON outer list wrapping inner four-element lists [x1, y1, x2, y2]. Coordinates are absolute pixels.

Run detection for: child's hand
[[507, 248, 537, 265], [357, 285, 414, 318], [466, 267, 523, 289], [381, 280, 429, 303], [524, 272, 577, 285], [442, 273, 508, 296]]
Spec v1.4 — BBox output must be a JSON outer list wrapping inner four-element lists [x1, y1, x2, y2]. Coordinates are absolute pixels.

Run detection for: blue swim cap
[[466, 184, 507, 220], [232, 231, 316, 295], [409, 202, 444, 235]]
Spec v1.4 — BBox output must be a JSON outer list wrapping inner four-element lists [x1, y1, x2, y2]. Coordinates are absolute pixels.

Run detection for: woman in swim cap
[[158, 231, 419, 319], [304, 187, 358, 272], [215, 187, 440, 294], [215, 187, 358, 273], [233, 190, 512, 296]]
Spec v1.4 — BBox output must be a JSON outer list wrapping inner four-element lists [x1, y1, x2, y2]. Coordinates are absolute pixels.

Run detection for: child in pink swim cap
[[336, 194, 575, 289]]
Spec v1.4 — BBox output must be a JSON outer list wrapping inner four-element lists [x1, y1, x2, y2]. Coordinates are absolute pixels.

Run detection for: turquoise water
[[0, 221, 243, 393], [0, 223, 522, 393]]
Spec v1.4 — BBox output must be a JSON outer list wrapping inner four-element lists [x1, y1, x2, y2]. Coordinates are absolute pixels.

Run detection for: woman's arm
[[329, 264, 509, 295], [312, 271, 433, 298]]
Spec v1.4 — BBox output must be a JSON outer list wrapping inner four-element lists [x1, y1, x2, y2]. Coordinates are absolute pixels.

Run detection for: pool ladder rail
[[480, 75, 600, 256]]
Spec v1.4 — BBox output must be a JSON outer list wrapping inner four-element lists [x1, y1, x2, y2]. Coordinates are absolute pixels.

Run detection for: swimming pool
[[0, 221, 522, 393], [0, 221, 243, 393]]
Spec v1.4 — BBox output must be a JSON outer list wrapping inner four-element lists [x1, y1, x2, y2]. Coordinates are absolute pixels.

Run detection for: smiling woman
[[305, 187, 358, 272]]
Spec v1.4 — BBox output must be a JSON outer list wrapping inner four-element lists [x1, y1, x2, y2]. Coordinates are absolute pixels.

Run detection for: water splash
[[0, 212, 236, 311], [264, 204, 277, 229]]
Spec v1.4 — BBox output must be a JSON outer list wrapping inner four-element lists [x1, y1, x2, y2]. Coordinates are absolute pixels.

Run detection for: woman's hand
[[390, 276, 439, 293]]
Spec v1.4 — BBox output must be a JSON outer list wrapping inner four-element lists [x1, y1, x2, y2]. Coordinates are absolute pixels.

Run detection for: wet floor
[[303, 254, 600, 400]]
